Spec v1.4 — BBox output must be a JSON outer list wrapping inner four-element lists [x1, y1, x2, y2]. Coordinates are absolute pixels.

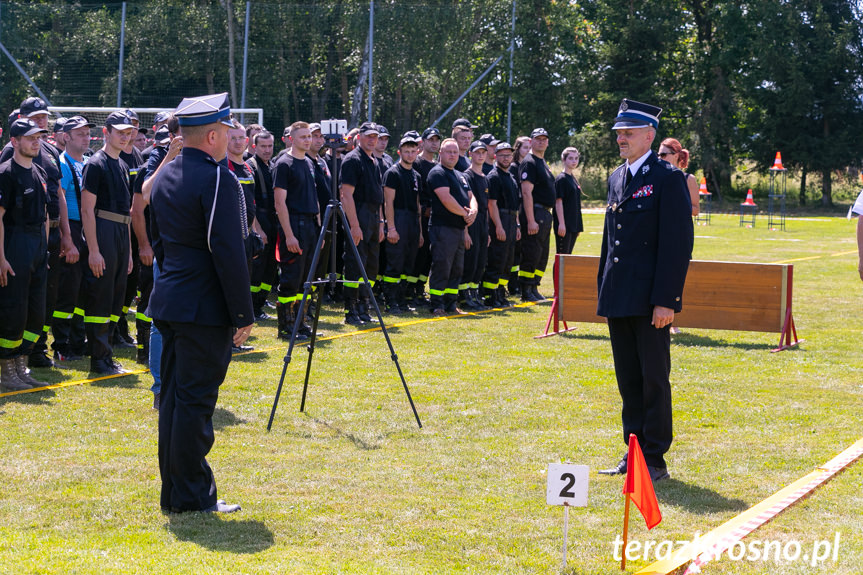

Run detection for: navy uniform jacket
[[148, 147, 254, 328], [597, 151, 693, 318]]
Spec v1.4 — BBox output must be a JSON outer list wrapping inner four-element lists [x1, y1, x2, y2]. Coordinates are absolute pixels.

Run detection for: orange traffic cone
[[770, 152, 785, 170], [698, 177, 709, 196], [742, 188, 756, 206]]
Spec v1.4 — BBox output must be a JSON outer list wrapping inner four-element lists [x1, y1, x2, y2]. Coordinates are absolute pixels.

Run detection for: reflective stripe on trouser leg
[[428, 224, 465, 309]]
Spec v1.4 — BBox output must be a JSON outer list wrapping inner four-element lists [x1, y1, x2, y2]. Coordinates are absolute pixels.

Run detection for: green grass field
[[2, 212, 862, 574]]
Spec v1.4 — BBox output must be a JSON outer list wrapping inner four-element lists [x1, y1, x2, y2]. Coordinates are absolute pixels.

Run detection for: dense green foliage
[[1, 0, 862, 203]]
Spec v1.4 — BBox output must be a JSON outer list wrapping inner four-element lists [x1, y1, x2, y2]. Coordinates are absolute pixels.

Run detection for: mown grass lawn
[[1, 212, 862, 574]]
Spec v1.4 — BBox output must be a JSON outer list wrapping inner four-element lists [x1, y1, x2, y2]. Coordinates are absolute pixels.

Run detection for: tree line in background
[[2, 0, 862, 205]]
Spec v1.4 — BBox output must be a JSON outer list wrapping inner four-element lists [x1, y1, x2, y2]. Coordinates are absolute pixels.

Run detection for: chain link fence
[[1, 1, 520, 148]]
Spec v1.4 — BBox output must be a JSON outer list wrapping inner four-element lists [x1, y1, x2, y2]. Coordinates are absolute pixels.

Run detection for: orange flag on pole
[[623, 433, 662, 529]]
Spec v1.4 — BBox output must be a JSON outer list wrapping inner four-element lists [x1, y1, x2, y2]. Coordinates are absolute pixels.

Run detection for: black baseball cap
[[358, 122, 380, 136], [452, 118, 478, 130], [8, 109, 20, 128], [283, 126, 291, 139], [153, 111, 171, 125], [123, 109, 140, 124], [63, 116, 95, 132], [469, 141, 487, 152], [308, 122, 322, 134], [153, 124, 172, 145], [421, 127, 441, 140], [495, 141, 513, 152], [377, 125, 390, 138], [105, 111, 136, 130], [479, 133, 499, 146], [530, 128, 549, 138], [19, 97, 49, 117], [399, 131, 421, 147], [53, 118, 68, 133], [10, 118, 48, 138]]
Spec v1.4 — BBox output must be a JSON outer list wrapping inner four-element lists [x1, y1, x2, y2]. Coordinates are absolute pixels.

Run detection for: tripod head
[[320, 119, 348, 151]]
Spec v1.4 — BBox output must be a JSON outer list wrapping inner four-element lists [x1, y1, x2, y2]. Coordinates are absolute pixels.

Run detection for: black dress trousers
[[606, 315, 672, 469], [157, 320, 232, 512]]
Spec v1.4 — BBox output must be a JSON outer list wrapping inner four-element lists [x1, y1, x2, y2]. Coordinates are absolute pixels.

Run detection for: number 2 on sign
[[559, 473, 577, 498], [546, 464, 589, 507]]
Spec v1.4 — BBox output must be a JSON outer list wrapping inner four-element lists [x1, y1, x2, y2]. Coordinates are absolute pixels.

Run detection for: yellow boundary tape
[[635, 438, 863, 574], [0, 301, 540, 399], [771, 249, 856, 265]]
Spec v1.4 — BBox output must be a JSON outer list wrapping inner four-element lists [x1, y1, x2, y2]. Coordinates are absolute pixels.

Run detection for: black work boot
[[136, 320, 151, 365], [0, 358, 31, 392], [344, 296, 364, 326], [497, 286, 513, 307], [276, 302, 291, 340]]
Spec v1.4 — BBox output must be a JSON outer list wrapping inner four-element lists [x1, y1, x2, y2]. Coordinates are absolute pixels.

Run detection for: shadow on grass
[[89, 371, 142, 388], [166, 514, 274, 553], [213, 407, 248, 430], [308, 415, 383, 450], [564, 332, 610, 342], [655, 478, 749, 513], [670, 332, 778, 351], [0, 387, 57, 406]]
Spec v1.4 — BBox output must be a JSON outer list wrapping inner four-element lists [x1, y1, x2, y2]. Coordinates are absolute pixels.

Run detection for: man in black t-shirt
[[247, 130, 277, 320], [382, 133, 423, 313], [426, 138, 477, 315], [81, 112, 134, 375], [227, 120, 260, 353], [482, 142, 520, 307], [451, 121, 474, 172], [116, 109, 146, 351], [460, 141, 491, 310], [1, 98, 79, 369], [272, 122, 320, 340], [518, 128, 555, 302], [409, 127, 441, 307], [0, 119, 52, 390], [339, 122, 384, 326]]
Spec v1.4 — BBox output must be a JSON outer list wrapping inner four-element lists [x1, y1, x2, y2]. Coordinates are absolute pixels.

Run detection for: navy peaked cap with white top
[[612, 99, 662, 130], [174, 93, 233, 127]]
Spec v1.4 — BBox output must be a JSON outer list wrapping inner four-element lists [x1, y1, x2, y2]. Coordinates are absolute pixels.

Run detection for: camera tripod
[[266, 136, 422, 431]]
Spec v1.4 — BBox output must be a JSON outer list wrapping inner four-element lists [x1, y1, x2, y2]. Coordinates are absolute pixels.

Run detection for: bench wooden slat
[[557, 256, 789, 333]]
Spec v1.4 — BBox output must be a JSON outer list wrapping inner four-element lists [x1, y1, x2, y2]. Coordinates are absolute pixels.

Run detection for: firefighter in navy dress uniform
[[148, 93, 253, 513], [0, 119, 51, 391], [596, 99, 693, 483]]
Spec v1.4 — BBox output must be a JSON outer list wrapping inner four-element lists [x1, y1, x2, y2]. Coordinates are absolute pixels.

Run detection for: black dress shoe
[[598, 457, 628, 475], [28, 351, 54, 368], [647, 465, 670, 482], [231, 344, 254, 354], [204, 499, 241, 513], [91, 358, 125, 375]]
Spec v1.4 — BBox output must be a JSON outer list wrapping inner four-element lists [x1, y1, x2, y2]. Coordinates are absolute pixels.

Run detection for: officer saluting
[[596, 99, 693, 483], [149, 93, 253, 513]]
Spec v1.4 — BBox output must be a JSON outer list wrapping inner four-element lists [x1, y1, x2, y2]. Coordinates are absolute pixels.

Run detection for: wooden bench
[[539, 255, 801, 352]]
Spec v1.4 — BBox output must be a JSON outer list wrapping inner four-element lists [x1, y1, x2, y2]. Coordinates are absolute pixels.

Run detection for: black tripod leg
[[296, 206, 333, 413], [270, 206, 333, 429], [300, 286, 323, 412], [338, 208, 423, 429]]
